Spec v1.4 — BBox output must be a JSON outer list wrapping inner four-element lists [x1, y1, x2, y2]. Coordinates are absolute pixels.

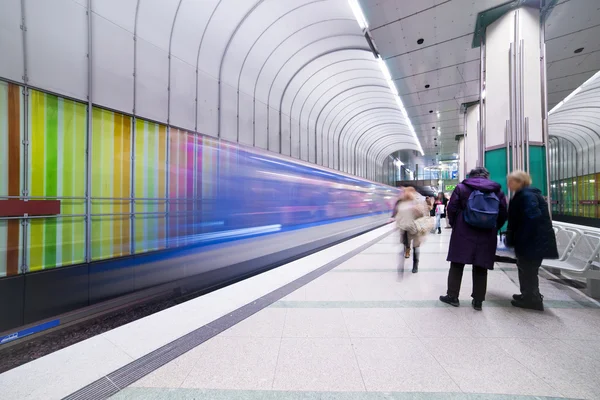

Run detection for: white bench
[[543, 232, 600, 280]]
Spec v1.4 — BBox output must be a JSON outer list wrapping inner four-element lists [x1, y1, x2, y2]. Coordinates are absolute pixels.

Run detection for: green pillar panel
[[485, 148, 508, 193], [529, 145, 547, 196]]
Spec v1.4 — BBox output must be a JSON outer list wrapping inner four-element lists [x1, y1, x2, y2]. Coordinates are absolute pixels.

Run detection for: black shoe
[[412, 266, 418, 273], [511, 298, 544, 311], [412, 248, 420, 273], [472, 300, 483, 311], [439, 295, 459, 307], [438, 228, 442, 234], [512, 294, 523, 301]]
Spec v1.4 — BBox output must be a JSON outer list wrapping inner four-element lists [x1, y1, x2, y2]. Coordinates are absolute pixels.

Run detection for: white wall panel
[[26, 0, 88, 100], [92, 0, 136, 33], [135, 39, 168, 122], [279, 113, 291, 156], [238, 90, 254, 146], [171, 0, 219, 66], [136, 0, 179, 51], [0, 0, 24, 82], [466, 104, 479, 172], [169, 57, 196, 131], [92, 13, 134, 113], [220, 82, 237, 142], [197, 70, 217, 137], [521, 7, 543, 143], [255, 100, 268, 150], [269, 104, 282, 155], [485, 10, 512, 149]]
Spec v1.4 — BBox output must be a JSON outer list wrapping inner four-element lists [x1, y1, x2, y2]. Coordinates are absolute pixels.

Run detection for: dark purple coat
[[447, 177, 508, 269]]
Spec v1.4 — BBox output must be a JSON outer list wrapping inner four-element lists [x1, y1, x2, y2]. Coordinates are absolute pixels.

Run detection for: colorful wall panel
[[134, 119, 167, 253], [168, 128, 195, 246], [27, 90, 86, 271], [0, 82, 24, 277], [91, 107, 132, 260]]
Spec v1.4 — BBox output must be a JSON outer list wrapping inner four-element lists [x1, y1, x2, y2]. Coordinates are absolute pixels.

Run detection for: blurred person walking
[[434, 192, 447, 234], [395, 187, 432, 273], [439, 167, 508, 310], [506, 170, 558, 311], [391, 188, 411, 259]]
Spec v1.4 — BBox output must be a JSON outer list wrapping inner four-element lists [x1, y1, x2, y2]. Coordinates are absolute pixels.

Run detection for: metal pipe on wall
[[85, 0, 93, 265], [519, 39, 525, 171], [479, 35, 485, 167], [540, 19, 552, 206], [525, 117, 530, 173], [510, 42, 517, 172], [19, 0, 30, 272]]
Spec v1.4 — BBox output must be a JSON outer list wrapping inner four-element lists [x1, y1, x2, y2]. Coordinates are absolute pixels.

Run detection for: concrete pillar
[[483, 6, 549, 195]]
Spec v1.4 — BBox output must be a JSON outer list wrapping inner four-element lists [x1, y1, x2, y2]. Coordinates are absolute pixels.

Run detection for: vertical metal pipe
[[130, 117, 136, 255], [19, 0, 30, 271], [131, 0, 140, 255], [509, 43, 517, 172], [506, 120, 511, 197], [519, 39, 525, 171], [165, 126, 170, 247], [479, 35, 485, 168], [540, 20, 551, 206], [85, 0, 93, 264], [525, 117, 530, 173]]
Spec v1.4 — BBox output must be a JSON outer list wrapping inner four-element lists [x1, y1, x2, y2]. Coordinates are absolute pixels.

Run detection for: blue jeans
[[435, 214, 441, 230]]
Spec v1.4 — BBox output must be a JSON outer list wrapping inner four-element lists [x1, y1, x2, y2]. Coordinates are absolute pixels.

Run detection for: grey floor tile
[[283, 308, 349, 338], [452, 307, 554, 339], [422, 337, 561, 397], [493, 337, 600, 399], [179, 337, 280, 390], [561, 338, 600, 362], [272, 338, 365, 391], [523, 308, 600, 339], [303, 275, 355, 301], [396, 308, 483, 338], [220, 308, 287, 338], [351, 337, 460, 392], [342, 308, 415, 338]]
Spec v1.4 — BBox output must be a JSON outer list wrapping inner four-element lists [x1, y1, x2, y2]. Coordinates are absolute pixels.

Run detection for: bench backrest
[[555, 229, 578, 260], [567, 233, 600, 268]]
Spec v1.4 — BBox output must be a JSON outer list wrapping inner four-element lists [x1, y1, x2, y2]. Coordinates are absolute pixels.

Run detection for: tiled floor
[[112, 230, 600, 400]]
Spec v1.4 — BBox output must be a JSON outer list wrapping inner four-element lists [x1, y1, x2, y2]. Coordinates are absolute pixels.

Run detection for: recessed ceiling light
[[417, 38, 424, 45], [425, 84, 430, 89], [574, 47, 584, 53]]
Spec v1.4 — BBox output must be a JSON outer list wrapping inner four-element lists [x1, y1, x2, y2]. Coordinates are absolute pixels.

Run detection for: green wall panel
[[485, 148, 508, 193]]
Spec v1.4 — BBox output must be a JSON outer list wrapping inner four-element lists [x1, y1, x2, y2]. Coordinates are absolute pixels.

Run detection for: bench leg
[[587, 278, 600, 300]]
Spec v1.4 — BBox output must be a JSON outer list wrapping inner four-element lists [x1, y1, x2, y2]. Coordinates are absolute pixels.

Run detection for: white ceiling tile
[[545, 0, 600, 41]]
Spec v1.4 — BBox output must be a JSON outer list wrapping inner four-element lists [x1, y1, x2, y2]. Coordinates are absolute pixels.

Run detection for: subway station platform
[[2, 225, 600, 400]]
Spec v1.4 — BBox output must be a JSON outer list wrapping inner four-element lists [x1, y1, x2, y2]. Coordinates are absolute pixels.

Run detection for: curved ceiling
[[548, 71, 600, 173]]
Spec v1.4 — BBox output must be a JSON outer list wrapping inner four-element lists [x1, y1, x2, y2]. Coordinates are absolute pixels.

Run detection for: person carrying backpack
[[439, 167, 508, 310]]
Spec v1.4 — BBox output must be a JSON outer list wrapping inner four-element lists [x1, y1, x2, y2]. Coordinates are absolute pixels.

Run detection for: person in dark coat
[[439, 167, 508, 310], [506, 170, 558, 311]]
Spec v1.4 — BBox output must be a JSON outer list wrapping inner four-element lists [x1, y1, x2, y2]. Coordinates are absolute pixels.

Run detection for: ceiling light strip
[[348, 1, 424, 155]]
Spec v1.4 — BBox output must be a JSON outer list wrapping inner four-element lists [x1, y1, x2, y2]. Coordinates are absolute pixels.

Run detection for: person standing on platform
[[439, 167, 508, 311], [434, 192, 447, 234], [506, 170, 558, 311]]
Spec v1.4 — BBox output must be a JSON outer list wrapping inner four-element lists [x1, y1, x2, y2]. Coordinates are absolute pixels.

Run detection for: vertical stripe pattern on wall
[[91, 107, 132, 261], [168, 128, 195, 246], [134, 119, 167, 253], [27, 90, 86, 271], [0, 82, 24, 277]]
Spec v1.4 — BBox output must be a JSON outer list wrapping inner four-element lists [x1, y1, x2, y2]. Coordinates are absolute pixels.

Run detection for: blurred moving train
[[1, 140, 399, 334]]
